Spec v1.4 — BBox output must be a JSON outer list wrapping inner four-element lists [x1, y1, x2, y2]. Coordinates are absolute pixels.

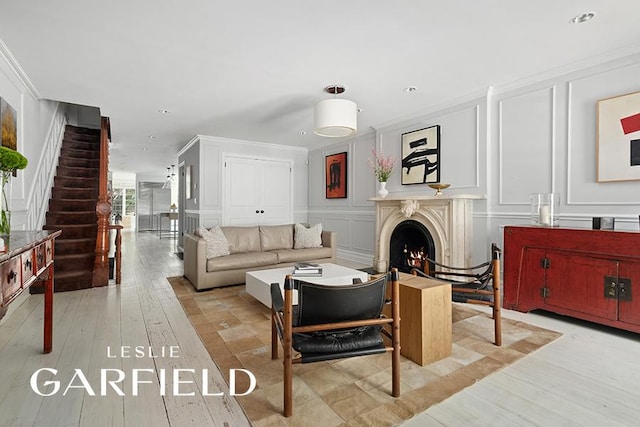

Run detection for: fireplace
[[389, 220, 435, 273], [372, 194, 481, 273]]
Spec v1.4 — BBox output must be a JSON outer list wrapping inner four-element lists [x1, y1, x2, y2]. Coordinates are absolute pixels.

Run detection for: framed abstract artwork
[[0, 97, 17, 150], [401, 125, 440, 185], [597, 90, 640, 182], [325, 152, 347, 199]]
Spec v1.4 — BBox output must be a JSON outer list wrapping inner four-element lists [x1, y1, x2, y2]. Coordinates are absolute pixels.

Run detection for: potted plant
[[0, 146, 28, 235]]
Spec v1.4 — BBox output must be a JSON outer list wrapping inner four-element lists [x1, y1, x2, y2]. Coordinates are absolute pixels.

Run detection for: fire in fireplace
[[388, 220, 435, 273]]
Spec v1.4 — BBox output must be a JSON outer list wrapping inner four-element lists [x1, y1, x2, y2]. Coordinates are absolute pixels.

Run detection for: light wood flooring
[[1, 231, 640, 426]]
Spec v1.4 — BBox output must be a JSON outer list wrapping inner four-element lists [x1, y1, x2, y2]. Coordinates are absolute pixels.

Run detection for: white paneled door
[[224, 155, 292, 225]]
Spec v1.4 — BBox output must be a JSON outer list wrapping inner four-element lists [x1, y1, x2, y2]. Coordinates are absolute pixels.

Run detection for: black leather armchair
[[270, 268, 401, 417]]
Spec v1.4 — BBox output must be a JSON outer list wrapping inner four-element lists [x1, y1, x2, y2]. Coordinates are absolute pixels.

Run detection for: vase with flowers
[[368, 149, 396, 198], [0, 146, 28, 235]]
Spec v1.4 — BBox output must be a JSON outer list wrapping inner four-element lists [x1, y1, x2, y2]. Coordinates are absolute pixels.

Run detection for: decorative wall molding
[[0, 38, 41, 100], [565, 67, 640, 206], [336, 248, 372, 266], [29, 103, 65, 229], [497, 85, 556, 205]]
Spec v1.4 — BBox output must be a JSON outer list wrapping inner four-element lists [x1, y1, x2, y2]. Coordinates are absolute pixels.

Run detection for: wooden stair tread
[[56, 253, 95, 261], [53, 270, 93, 280]]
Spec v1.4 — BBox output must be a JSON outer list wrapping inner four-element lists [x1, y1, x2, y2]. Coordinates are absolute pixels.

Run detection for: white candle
[[540, 205, 551, 225]]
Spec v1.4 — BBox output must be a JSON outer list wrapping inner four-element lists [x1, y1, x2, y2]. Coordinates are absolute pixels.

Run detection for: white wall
[[309, 52, 640, 267]]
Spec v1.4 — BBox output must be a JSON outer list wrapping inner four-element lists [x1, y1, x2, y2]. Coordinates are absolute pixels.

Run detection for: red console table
[[0, 230, 61, 353], [504, 225, 640, 333]]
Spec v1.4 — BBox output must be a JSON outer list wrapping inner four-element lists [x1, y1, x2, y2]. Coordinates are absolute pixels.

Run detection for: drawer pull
[[7, 270, 17, 283]]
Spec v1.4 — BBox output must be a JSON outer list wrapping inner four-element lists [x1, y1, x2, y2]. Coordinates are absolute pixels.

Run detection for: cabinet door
[[618, 261, 640, 326], [225, 157, 262, 225], [225, 156, 292, 225], [504, 247, 547, 311], [260, 159, 292, 225], [544, 251, 617, 321]]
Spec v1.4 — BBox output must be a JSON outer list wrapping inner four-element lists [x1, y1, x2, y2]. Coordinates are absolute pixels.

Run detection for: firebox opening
[[389, 220, 435, 274]]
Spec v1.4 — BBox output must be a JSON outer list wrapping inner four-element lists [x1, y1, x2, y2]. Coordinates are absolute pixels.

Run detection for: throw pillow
[[199, 226, 230, 259], [294, 223, 323, 249]]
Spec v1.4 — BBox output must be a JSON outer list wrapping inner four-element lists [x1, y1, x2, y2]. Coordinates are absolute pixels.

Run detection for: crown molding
[[181, 134, 309, 156], [0, 38, 41, 100]]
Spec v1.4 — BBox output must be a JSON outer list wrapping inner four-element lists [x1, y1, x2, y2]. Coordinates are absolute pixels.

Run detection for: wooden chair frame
[[270, 268, 401, 417], [412, 243, 502, 346]]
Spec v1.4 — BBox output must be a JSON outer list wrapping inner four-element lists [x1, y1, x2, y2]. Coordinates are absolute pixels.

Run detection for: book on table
[[293, 262, 322, 276]]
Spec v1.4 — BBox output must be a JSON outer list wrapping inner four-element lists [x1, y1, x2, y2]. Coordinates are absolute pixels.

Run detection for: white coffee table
[[245, 263, 369, 307]]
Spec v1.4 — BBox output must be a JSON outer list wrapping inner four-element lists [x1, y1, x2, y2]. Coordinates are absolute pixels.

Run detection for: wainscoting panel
[[323, 216, 351, 249], [499, 86, 555, 204], [183, 211, 222, 234], [350, 216, 375, 253], [307, 212, 375, 264]]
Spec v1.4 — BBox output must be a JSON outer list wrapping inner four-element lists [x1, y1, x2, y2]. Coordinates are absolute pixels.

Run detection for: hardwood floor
[[0, 231, 249, 427], [402, 302, 640, 426], [1, 231, 640, 426]]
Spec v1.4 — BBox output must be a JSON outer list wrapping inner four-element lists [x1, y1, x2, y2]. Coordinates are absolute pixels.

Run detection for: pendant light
[[314, 85, 357, 137]]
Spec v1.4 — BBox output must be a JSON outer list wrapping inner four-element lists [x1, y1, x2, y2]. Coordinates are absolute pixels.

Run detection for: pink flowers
[[368, 149, 396, 182]]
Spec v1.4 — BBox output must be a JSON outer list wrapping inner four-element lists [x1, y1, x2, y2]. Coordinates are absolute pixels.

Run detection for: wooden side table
[[0, 230, 61, 353], [385, 272, 452, 365]]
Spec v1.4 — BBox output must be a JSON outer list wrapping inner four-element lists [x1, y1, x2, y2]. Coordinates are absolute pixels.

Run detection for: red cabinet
[[504, 225, 640, 333]]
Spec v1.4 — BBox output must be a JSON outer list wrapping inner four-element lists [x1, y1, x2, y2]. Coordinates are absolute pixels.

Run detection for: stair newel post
[[92, 117, 111, 287]]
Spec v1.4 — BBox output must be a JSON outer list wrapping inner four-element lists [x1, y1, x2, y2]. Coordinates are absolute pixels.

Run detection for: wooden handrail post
[[92, 117, 111, 287]]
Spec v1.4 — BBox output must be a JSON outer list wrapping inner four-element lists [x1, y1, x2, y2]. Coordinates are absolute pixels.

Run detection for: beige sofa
[[183, 224, 336, 290]]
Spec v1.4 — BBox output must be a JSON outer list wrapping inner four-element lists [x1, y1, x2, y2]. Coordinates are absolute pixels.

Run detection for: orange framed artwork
[[325, 152, 347, 199]]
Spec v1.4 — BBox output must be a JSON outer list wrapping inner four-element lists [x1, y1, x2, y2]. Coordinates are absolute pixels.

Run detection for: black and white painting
[[401, 125, 440, 185]]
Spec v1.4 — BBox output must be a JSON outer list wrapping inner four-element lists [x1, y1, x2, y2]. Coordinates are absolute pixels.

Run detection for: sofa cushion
[[260, 224, 294, 251], [206, 251, 278, 272], [221, 226, 261, 253], [294, 223, 323, 249], [272, 247, 333, 263], [195, 226, 230, 259]]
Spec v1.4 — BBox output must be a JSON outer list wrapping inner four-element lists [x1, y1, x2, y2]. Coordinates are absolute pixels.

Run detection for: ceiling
[[2, 1, 640, 179]]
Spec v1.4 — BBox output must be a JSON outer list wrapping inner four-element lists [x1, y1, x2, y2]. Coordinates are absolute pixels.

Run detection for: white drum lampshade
[[314, 98, 357, 137]]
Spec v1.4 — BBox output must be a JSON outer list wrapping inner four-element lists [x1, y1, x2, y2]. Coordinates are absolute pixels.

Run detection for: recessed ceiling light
[[570, 12, 595, 24], [158, 109, 170, 114], [357, 108, 363, 113], [300, 131, 306, 136], [148, 135, 155, 139], [405, 86, 418, 93]]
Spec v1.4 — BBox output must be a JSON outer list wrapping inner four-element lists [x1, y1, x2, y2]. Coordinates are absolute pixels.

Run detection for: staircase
[[44, 125, 100, 292]]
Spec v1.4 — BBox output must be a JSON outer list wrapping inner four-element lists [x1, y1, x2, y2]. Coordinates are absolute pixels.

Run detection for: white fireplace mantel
[[371, 194, 485, 272]]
